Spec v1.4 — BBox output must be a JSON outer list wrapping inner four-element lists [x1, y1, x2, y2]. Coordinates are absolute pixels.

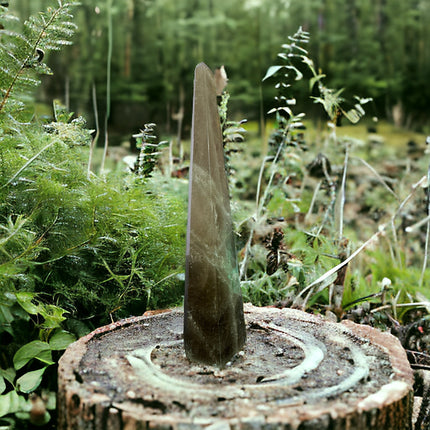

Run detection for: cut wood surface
[[58, 305, 414, 429]]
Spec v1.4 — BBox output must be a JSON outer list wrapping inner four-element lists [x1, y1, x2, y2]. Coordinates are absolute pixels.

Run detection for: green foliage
[[38, 174, 187, 318], [241, 270, 290, 307], [264, 27, 372, 127], [8, 0, 430, 130], [237, 28, 430, 319], [0, 138, 186, 320], [0, 291, 74, 425], [219, 92, 247, 150], [0, 1, 186, 322], [219, 91, 248, 191], [364, 249, 430, 295], [133, 123, 168, 178], [0, 3, 187, 427], [0, 1, 427, 424], [0, 1, 79, 116]]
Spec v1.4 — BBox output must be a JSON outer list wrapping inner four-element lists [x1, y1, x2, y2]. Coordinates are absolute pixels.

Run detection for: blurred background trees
[[9, 0, 430, 140]]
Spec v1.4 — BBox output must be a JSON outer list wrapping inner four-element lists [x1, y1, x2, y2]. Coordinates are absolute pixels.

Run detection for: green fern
[[0, 1, 79, 115]]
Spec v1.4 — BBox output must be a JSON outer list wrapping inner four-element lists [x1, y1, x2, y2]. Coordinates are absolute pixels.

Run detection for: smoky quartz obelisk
[[184, 63, 246, 367]]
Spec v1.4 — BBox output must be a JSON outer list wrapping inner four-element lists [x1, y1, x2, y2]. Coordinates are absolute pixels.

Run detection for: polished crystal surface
[[184, 63, 246, 367]]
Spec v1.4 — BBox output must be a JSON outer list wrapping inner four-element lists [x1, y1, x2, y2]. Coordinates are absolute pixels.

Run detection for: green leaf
[[284, 65, 303, 81], [277, 106, 293, 116], [0, 390, 21, 418], [15, 292, 39, 315], [38, 304, 67, 329], [53, 99, 74, 123], [34, 349, 54, 366], [342, 108, 361, 124], [0, 303, 14, 328], [0, 377, 5, 395], [13, 341, 51, 370], [262, 65, 284, 81], [309, 74, 326, 91], [16, 367, 47, 393], [2, 292, 17, 305], [49, 330, 75, 350], [0, 368, 15, 386]]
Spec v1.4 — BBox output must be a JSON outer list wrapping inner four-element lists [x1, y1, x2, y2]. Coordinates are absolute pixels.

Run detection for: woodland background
[[9, 0, 430, 143], [1, 1, 430, 427]]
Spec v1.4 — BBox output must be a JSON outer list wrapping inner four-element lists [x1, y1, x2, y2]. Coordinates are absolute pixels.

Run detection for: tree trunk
[[58, 305, 414, 430]]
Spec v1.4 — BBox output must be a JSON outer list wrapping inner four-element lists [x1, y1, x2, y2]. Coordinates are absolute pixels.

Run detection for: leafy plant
[[0, 291, 75, 426], [0, 1, 79, 116], [237, 27, 430, 322], [0, 3, 187, 427], [0, 0, 186, 319], [132, 123, 168, 178], [218, 90, 248, 191]]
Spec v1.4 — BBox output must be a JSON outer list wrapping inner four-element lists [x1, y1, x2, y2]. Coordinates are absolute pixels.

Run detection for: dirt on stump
[[57, 304, 414, 430]]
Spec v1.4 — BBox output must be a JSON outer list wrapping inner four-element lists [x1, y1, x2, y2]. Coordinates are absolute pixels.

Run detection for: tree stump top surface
[[58, 305, 414, 429]]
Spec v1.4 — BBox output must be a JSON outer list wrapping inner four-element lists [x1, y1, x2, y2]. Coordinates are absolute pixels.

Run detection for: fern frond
[[0, 1, 79, 114]]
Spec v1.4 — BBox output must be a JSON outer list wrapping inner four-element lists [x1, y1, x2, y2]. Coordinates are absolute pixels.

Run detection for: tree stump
[[57, 305, 414, 430]]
